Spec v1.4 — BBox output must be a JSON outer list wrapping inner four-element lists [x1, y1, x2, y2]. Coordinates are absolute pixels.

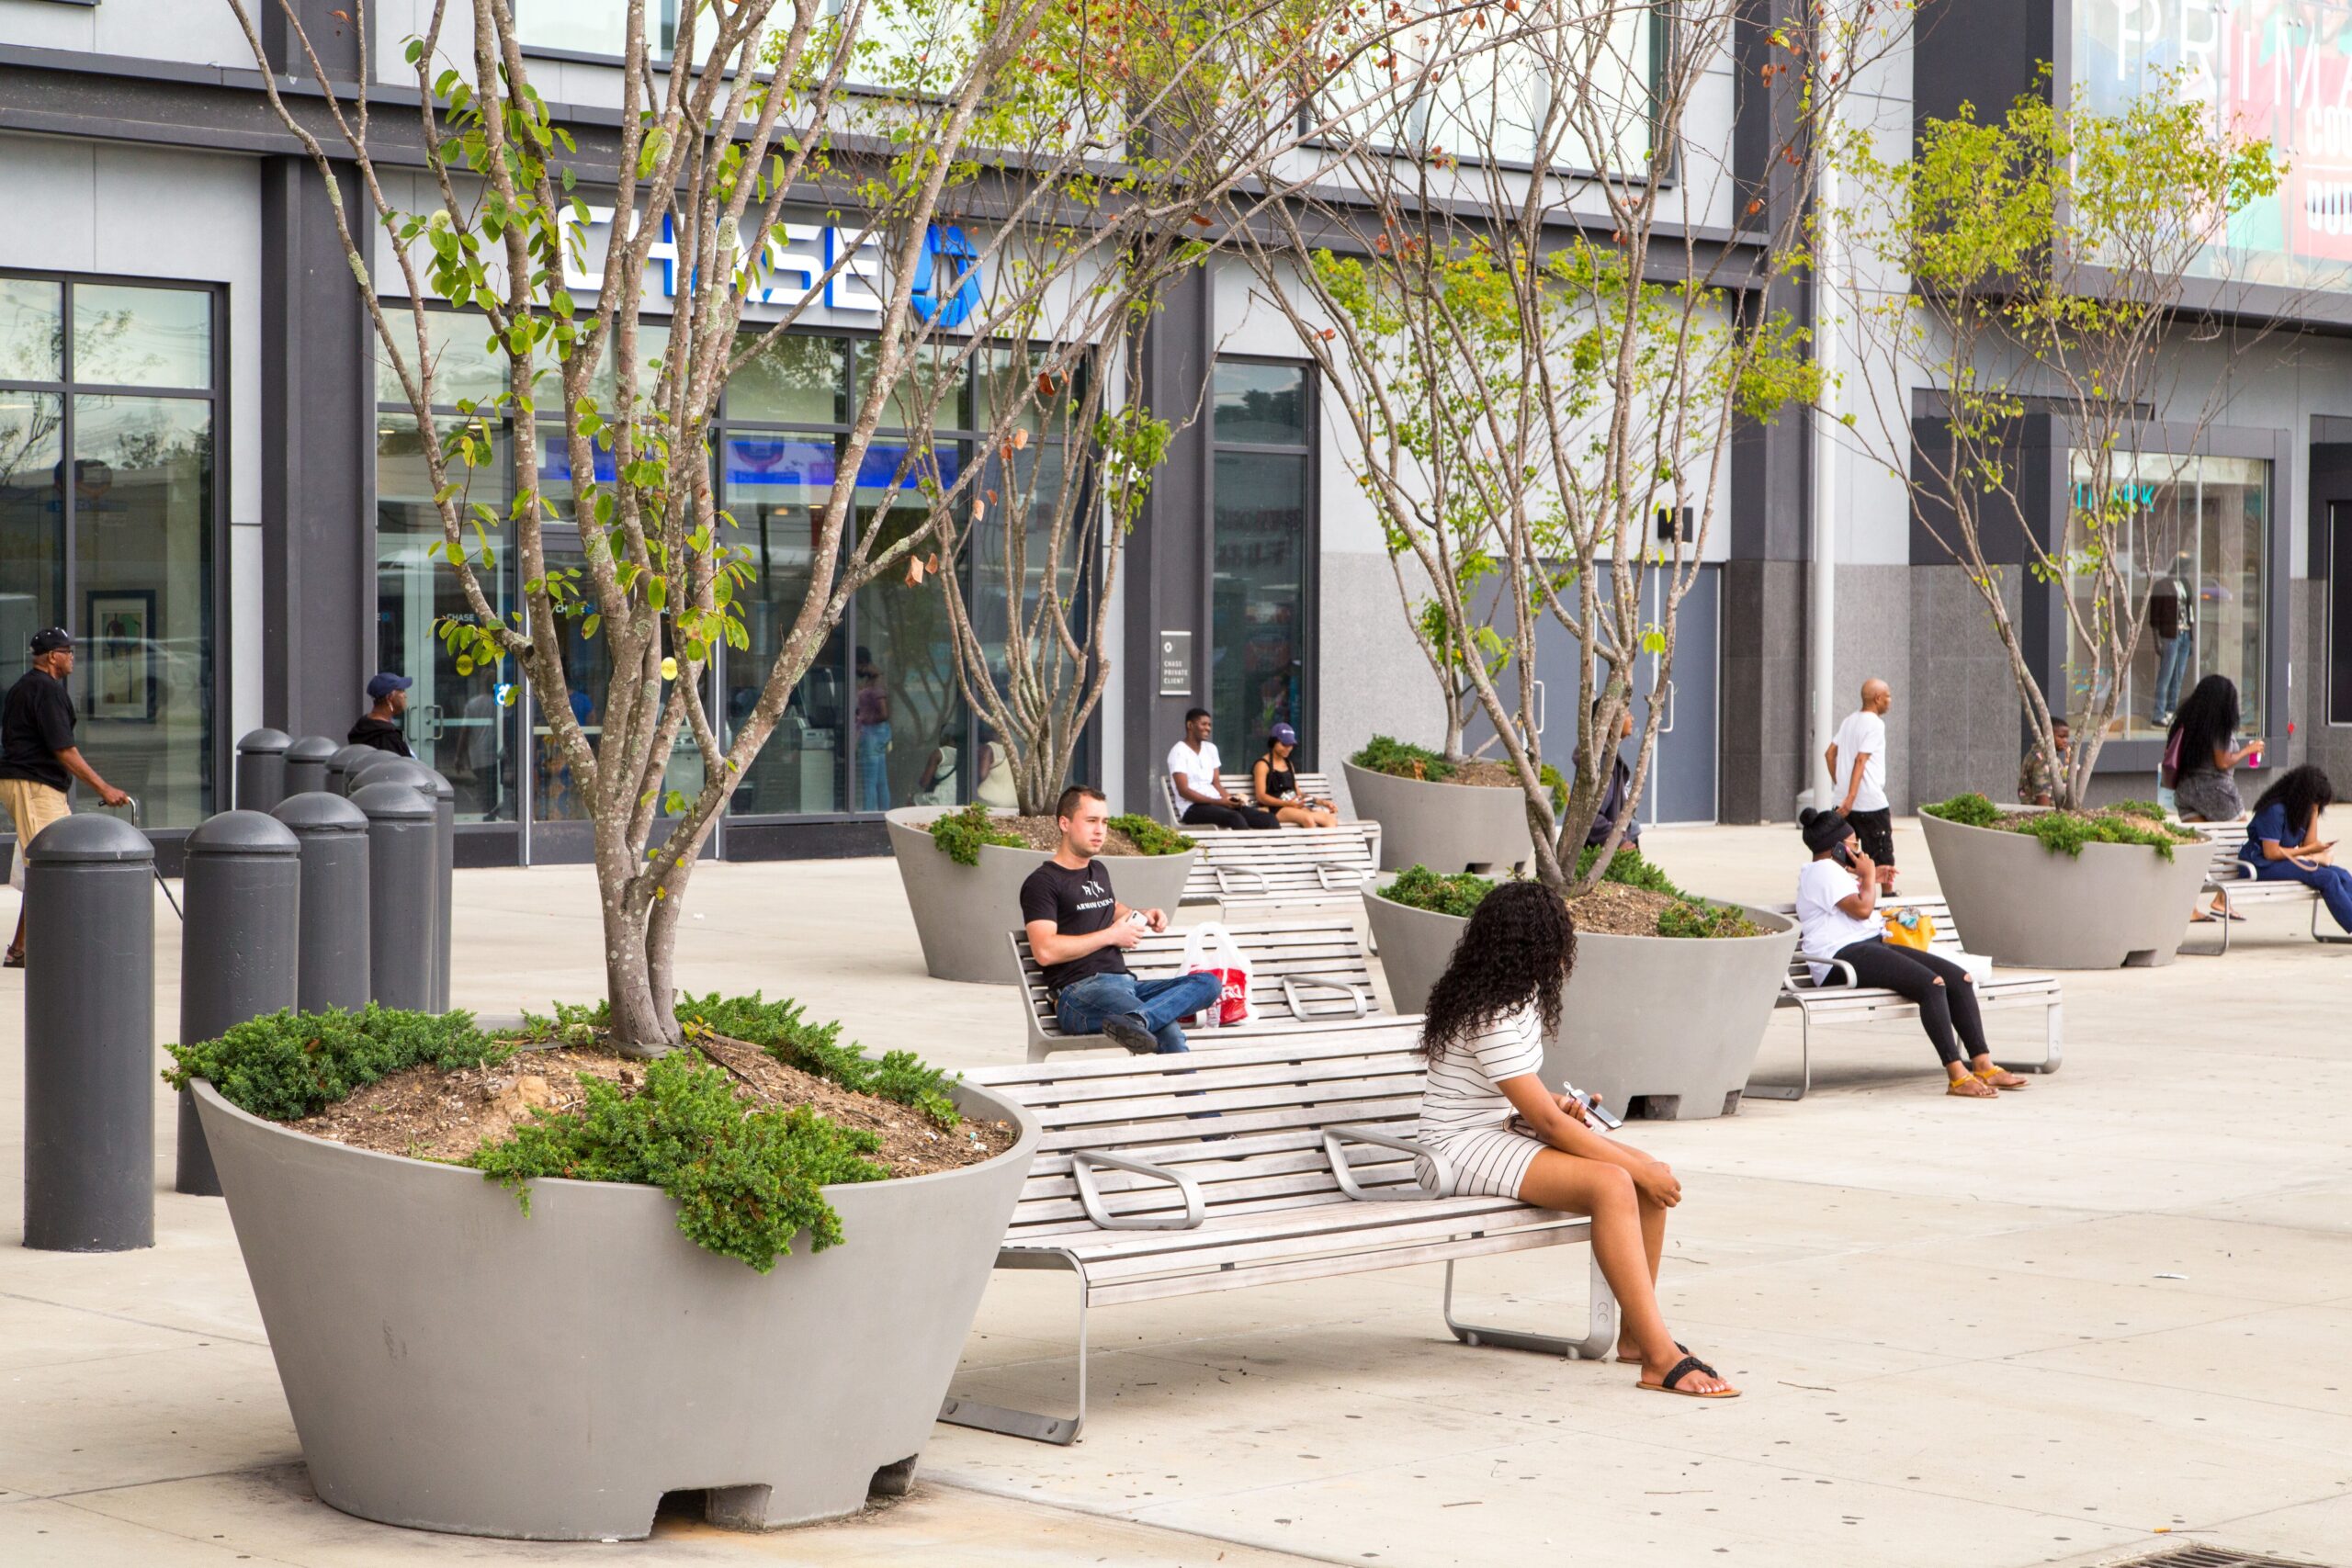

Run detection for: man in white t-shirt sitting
[[1826, 678, 1896, 893], [1167, 707, 1278, 829]]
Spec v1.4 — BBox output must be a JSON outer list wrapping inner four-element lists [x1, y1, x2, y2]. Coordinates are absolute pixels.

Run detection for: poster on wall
[[2075, 0, 2352, 291], [85, 591, 155, 721]]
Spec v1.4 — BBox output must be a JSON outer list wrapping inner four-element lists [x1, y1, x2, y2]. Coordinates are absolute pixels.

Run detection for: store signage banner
[[2074, 0, 2352, 290], [558, 209, 985, 325]]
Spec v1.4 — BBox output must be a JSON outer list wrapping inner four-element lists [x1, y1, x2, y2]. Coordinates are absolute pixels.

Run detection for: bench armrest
[[1324, 1124, 1453, 1201], [1783, 957, 1859, 994], [1212, 864, 1272, 896], [1281, 973, 1370, 1020], [1313, 861, 1369, 891], [1070, 1149, 1204, 1231]]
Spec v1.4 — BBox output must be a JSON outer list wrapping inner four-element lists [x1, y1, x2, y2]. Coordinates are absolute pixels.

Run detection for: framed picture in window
[[85, 590, 156, 721]]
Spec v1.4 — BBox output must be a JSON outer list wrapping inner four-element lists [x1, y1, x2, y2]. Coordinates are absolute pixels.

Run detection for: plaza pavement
[[2, 817, 2349, 1568]]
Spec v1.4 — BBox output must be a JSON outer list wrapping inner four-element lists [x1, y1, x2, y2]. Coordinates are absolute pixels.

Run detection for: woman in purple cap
[[1250, 724, 1338, 828]]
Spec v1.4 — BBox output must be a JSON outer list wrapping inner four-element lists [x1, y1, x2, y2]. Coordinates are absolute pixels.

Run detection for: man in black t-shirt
[[1019, 784, 1222, 1054], [349, 671, 417, 757], [1, 628, 130, 966]]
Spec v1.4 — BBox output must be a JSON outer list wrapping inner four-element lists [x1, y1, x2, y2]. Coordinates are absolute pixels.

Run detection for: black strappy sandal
[[1640, 1353, 1740, 1399]]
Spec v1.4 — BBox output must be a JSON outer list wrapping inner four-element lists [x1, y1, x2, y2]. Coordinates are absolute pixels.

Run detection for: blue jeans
[[856, 723, 892, 812], [2153, 634, 2192, 721], [2246, 855, 2352, 932], [1055, 970, 1224, 1054]]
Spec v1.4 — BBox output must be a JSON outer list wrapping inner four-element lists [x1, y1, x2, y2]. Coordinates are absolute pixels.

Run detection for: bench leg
[[2313, 898, 2352, 944], [937, 1270, 1087, 1446], [1442, 1249, 1616, 1360], [1996, 999, 2062, 1077], [1742, 1010, 1812, 1101]]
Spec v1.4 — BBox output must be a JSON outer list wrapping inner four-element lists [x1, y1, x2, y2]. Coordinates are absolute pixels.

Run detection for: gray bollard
[[23, 814, 156, 1252], [233, 728, 293, 813], [325, 743, 379, 797], [345, 757, 454, 1010], [272, 792, 372, 1016], [176, 811, 302, 1198], [283, 735, 338, 797], [354, 781, 437, 1011]]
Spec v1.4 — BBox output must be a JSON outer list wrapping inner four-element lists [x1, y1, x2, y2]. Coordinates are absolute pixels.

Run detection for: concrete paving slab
[[0, 1341, 295, 1498]]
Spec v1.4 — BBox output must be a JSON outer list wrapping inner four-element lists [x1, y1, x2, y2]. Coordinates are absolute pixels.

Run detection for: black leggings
[[1182, 800, 1280, 830], [1828, 939, 1988, 1068]]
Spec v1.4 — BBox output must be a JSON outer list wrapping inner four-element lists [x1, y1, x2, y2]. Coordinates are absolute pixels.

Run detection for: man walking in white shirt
[[1167, 708, 1277, 829], [1826, 678, 1897, 894]]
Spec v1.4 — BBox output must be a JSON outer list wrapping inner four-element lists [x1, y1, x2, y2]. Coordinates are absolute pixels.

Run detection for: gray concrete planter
[[1918, 809, 2209, 969], [1341, 761, 1537, 874], [1364, 882, 1798, 1121], [192, 1074, 1039, 1541], [885, 807, 1196, 985]]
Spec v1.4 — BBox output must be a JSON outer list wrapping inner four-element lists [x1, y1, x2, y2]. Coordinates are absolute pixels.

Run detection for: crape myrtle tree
[[1228, 0, 1888, 897], [918, 2, 1495, 818], [1834, 70, 2287, 808], [224, 0, 1363, 1053]]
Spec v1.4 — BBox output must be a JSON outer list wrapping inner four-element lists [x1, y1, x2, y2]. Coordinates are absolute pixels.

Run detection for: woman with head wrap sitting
[[1793, 807, 2028, 1100]]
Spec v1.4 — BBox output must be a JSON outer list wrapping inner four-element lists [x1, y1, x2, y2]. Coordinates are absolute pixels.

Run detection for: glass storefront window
[[377, 416, 518, 822], [376, 311, 508, 409], [0, 279, 62, 382], [722, 437, 848, 817], [1212, 360, 1315, 765], [0, 391, 65, 694], [514, 0, 677, 57], [853, 454, 963, 812], [2065, 449, 2270, 742], [729, 334, 847, 425], [0, 278, 217, 830]]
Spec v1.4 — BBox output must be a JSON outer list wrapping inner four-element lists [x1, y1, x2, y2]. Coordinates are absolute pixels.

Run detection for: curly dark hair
[[1419, 881, 1576, 1064], [2249, 762, 2336, 841]]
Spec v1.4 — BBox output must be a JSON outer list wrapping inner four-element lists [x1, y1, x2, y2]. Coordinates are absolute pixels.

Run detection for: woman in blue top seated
[[2239, 764, 2352, 932]]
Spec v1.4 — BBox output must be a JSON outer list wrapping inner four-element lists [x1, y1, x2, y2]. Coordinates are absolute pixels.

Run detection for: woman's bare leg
[[1518, 1148, 1733, 1394]]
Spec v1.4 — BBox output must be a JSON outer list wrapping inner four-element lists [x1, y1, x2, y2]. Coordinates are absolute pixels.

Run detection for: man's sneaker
[[1101, 1014, 1159, 1055]]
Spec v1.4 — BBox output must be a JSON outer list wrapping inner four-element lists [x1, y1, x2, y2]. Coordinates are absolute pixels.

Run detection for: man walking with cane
[[2, 628, 130, 967]]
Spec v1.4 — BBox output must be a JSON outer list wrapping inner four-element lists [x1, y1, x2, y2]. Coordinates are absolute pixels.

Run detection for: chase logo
[[911, 224, 983, 329]]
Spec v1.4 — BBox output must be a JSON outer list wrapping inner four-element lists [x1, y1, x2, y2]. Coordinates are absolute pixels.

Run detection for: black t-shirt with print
[[0, 669, 78, 792], [347, 716, 415, 757], [1018, 857, 1125, 990]]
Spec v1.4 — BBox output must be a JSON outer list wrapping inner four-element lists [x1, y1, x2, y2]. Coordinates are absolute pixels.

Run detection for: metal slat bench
[[1756, 897, 2063, 1101], [1180, 823, 1381, 913], [1010, 919, 1395, 1062], [938, 1030, 1616, 1444], [2183, 823, 2352, 955]]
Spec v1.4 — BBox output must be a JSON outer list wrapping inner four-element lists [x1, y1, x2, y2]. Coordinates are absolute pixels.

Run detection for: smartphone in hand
[[1569, 1085, 1624, 1132]]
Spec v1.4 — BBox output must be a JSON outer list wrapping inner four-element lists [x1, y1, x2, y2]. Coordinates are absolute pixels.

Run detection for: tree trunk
[[598, 855, 684, 1059]]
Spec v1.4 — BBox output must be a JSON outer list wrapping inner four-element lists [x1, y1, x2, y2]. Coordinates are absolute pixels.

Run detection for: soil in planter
[[1566, 882, 1686, 936], [288, 1034, 1016, 1178], [998, 816, 1182, 855]]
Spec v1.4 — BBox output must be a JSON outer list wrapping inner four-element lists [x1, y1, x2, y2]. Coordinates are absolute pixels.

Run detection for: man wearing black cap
[[2, 629, 130, 967], [349, 672, 416, 758]]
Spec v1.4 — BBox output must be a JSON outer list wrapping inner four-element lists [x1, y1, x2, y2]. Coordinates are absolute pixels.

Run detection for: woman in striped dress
[[1414, 881, 1737, 1399]]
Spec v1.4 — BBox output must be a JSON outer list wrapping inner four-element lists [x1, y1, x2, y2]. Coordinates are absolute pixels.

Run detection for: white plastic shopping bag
[[1180, 920, 1257, 1029]]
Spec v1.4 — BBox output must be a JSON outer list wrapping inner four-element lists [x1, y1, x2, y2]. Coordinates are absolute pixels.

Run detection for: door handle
[[1660, 682, 1675, 735], [1531, 679, 1546, 736]]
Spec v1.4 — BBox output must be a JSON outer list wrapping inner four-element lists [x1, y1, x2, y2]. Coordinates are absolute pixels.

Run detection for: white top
[[1794, 857, 1881, 984], [1416, 1006, 1547, 1147], [1832, 709, 1889, 813], [1167, 739, 1222, 802]]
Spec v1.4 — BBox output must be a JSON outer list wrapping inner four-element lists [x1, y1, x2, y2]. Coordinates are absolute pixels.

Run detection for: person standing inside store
[[1826, 678, 1897, 894], [2147, 552, 2196, 727], [2, 628, 130, 968], [854, 645, 893, 813], [348, 672, 417, 757], [1168, 708, 1277, 829]]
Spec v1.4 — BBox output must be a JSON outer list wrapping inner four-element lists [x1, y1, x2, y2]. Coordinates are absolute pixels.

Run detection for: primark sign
[[559, 208, 983, 326]]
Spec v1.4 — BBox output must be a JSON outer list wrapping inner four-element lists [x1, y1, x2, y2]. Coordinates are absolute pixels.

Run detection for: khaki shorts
[[2, 778, 72, 891]]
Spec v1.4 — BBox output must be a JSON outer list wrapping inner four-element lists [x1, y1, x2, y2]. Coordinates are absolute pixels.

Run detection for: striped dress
[[1414, 1006, 1549, 1199]]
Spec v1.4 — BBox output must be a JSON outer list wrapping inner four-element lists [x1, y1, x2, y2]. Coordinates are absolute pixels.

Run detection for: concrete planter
[[1341, 761, 1537, 874], [1364, 882, 1798, 1121], [885, 807, 1196, 985], [192, 1074, 1040, 1541], [1918, 809, 2208, 969]]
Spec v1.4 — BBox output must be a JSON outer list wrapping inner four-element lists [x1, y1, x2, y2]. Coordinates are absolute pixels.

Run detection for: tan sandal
[[1945, 1076, 1998, 1099], [1974, 1066, 2029, 1090]]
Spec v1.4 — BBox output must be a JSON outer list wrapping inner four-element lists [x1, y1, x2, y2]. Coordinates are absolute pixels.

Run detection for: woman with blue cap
[[1250, 723, 1338, 828]]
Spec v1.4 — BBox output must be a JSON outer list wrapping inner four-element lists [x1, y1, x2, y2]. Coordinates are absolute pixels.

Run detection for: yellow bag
[[1883, 906, 1936, 950]]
